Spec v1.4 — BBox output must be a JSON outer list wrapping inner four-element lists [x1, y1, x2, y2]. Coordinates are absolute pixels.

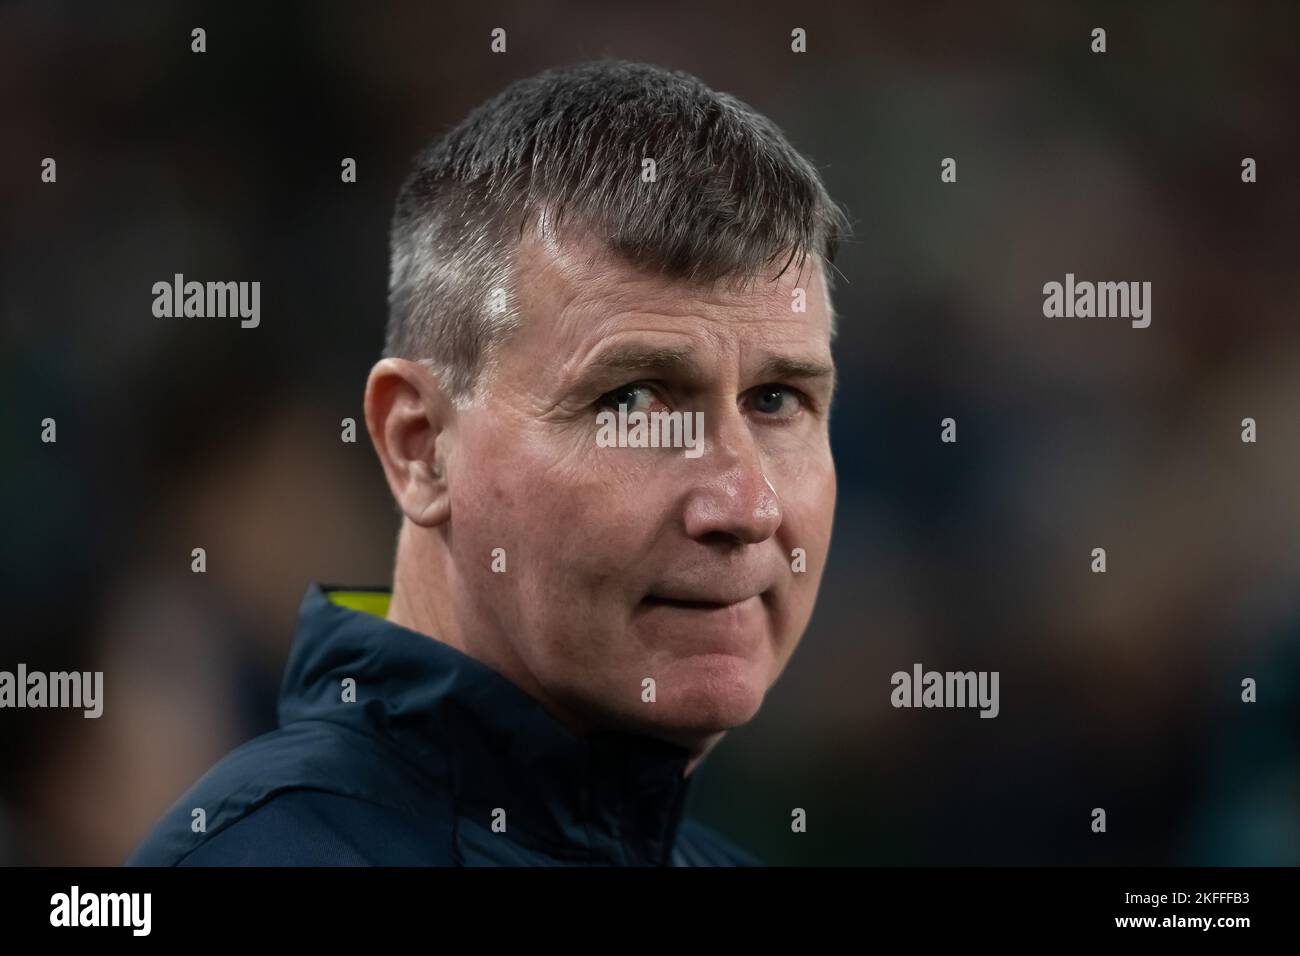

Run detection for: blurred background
[[2, 0, 1297, 865]]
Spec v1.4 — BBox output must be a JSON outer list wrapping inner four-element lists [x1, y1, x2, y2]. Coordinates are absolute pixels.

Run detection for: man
[[127, 59, 848, 866]]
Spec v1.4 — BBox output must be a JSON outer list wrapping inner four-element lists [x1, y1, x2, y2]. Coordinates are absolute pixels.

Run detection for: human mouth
[[641, 595, 741, 611], [639, 590, 764, 612], [634, 592, 766, 652], [636, 590, 768, 631]]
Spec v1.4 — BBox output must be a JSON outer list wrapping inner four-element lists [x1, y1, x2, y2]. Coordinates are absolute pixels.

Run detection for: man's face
[[446, 231, 836, 747]]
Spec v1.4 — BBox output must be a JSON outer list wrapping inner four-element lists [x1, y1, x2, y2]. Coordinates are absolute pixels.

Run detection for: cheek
[[775, 454, 836, 625], [451, 442, 571, 607], [451, 423, 656, 609], [775, 443, 836, 552]]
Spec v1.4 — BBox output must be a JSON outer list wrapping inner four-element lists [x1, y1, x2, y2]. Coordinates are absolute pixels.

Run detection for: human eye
[[595, 382, 659, 414], [742, 384, 806, 422]]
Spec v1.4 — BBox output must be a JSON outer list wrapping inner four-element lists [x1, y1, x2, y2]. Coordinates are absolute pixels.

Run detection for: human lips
[[636, 574, 776, 627], [638, 567, 777, 612], [634, 588, 768, 655], [633, 560, 781, 651], [639, 592, 763, 611]]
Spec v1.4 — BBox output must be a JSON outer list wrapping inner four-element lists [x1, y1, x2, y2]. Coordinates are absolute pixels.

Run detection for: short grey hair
[[386, 59, 851, 406]]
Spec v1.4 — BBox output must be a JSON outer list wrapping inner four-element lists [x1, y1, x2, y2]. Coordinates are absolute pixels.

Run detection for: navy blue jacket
[[126, 583, 760, 866]]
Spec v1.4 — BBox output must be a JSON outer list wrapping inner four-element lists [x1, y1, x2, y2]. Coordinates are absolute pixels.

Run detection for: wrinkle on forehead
[[514, 225, 832, 331], [482, 225, 835, 415]]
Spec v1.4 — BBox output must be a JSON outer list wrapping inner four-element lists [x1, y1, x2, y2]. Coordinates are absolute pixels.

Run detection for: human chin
[[639, 648, 773, 735], [627, 594, 777, 732]]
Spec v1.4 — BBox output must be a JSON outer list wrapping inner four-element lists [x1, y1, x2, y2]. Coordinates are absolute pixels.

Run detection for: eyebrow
[[583, 343, 701, 379], [756, 355, 836, 389], [577, 342, 836, 392]]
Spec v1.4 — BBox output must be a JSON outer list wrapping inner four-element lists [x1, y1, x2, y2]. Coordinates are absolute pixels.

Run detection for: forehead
[[506, 227, 833, 360]]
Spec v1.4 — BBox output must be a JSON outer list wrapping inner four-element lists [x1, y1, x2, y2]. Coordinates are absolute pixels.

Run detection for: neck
[[386, 522, 719, 776]]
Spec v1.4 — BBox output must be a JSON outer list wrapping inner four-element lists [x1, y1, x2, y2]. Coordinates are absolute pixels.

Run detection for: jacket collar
[[277, 583, 695, 865]]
